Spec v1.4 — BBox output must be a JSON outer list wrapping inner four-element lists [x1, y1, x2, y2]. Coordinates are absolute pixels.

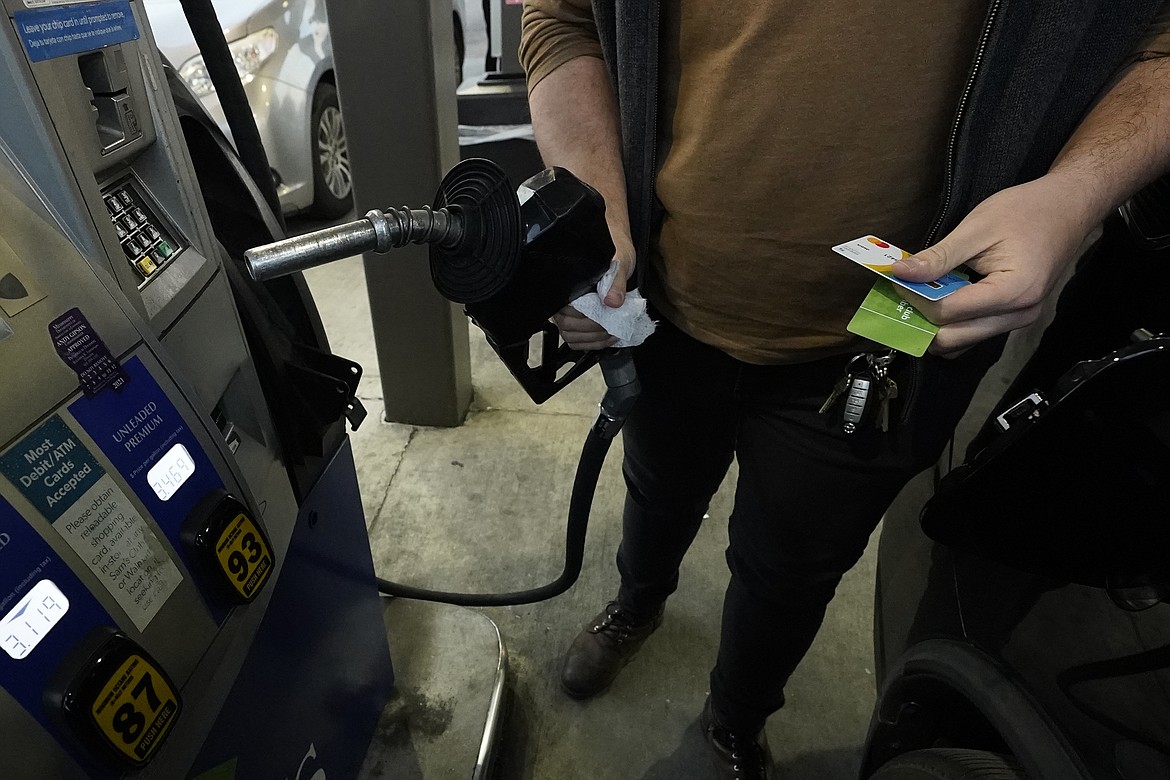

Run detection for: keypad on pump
[[101, 181, 180, 282]]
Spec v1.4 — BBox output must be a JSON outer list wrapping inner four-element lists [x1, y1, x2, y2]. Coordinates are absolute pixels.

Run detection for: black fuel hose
[[176, 0, 285, 228], [375, 351, 639, 606], [375, 420, 612, 606]]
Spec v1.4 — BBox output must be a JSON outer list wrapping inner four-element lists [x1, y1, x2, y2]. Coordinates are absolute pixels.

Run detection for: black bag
[[920, 331, 1170, 595]]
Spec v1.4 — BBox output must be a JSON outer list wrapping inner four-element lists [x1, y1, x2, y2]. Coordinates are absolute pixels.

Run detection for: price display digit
[[214, 513, 273, 600], [1, 580, 70, 661], [90, 654, 179, 763], [146, 443, 196, 502]]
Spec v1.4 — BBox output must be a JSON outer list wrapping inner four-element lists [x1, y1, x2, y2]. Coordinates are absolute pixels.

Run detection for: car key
[[820, 374, 851, 414], [842, 369, 875, 433], [875, 375, 898, 432], [821, 354, 869, 415]]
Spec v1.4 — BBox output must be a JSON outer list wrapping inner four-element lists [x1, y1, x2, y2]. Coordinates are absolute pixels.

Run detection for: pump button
[[182, 491, 275, 604], [136, 256, 159, 277], [216, 513, 274, 600], [59, 632, 181, 768]]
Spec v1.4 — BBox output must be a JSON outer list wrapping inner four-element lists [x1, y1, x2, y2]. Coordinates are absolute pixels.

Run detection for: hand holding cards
[[833, 235, 969, 356]]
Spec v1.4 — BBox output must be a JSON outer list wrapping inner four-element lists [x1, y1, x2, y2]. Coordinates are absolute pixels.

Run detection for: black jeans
[[613, 321, 1001, 734]]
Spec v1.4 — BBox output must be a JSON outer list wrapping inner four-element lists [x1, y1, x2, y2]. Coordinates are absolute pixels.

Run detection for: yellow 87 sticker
[[214, 513, 273, 600], [90, 654, 179, 763]]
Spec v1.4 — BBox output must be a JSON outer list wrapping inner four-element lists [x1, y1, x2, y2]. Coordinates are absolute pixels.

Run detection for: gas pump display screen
[[146, 443, 196, 501], [2, 580, 69, 660]]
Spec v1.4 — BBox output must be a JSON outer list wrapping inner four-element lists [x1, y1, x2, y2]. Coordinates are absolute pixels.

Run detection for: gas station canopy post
[[323, 0, 472, 428]]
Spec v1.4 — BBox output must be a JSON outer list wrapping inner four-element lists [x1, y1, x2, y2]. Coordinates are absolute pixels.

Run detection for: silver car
[[145, 0, 468, 218]]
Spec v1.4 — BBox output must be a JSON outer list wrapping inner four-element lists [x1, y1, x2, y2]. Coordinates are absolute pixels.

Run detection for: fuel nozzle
[[244, 158, 620, 404], [244, 158, 524, 303]]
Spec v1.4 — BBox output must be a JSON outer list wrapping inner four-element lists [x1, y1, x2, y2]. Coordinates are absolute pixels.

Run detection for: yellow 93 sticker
[[90, 654, 179, 763], [214, 513, 273, 600]]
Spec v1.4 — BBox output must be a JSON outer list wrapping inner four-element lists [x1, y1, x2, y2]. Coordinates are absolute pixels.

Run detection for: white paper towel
[[569, 260, 657, 347]]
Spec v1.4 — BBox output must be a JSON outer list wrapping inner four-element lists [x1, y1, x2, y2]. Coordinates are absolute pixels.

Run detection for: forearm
[[1048, 56, 1170, 226], [528, 56, 635, 262]]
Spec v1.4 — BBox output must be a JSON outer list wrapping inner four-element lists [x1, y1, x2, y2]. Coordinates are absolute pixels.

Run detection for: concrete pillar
[[324, 0, 472, 427]]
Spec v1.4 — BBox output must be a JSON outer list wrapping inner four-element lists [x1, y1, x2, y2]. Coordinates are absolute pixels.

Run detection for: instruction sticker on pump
[[14, 1, 139, 63], [214, 513, 273, 600], [89, 652, 179, 763]]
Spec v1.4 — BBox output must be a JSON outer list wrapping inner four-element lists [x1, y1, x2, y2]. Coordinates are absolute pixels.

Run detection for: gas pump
[[0, 1, 391, 778]]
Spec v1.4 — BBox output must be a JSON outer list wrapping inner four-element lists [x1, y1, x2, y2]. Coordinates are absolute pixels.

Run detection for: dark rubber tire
[[308, 82, 353, 219], [870, 749, 1028, 780]]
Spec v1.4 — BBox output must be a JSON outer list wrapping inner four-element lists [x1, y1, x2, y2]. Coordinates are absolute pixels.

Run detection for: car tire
[[309, 82, 353, 219], [870, 749, 1028, 779]]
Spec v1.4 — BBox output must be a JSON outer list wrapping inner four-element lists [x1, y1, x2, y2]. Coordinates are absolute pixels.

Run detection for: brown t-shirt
[[521, 1, 1170, 364]]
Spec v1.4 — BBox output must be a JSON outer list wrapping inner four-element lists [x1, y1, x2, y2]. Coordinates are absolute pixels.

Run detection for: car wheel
[[309, 82, 353, 219], [870, 749, 1027, 779]]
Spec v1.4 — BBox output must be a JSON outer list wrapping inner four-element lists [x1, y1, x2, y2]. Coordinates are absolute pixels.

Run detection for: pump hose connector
[[366, 205, 464, 253]]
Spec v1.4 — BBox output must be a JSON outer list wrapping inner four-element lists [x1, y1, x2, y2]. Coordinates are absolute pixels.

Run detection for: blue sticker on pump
[[69, 356, 228, 621], [0, 495, 119, 778], [69, 357, 224, 523], [14, 1, 140, 64], [0, 416, 104, 521]]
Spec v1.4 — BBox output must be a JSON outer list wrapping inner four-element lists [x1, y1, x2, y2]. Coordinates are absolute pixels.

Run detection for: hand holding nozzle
[[244, 206, 464, 282]]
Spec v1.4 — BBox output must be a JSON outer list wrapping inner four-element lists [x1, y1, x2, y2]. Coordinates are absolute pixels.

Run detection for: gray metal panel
[[325, 0, 472, 427], [0, 146, 140, 447], [159, 270, 249, 411], [0, 8, 120, 285], [2, 685, 88, 780], [1, 0, 226, 333]]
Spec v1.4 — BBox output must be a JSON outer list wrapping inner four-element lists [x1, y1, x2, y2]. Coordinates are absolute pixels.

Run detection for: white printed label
[[53, 475, 182, 631]]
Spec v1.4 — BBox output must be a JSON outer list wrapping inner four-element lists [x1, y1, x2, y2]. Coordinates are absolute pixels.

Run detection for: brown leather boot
[[559, 601, 664, 699], [700, 697, 775, 780]]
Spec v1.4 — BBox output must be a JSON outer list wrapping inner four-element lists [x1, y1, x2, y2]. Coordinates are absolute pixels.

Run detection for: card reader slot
[[78, 48, 141, 153]]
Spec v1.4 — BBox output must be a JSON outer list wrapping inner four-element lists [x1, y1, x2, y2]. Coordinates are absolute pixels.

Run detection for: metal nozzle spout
[[244, 206, 464, 281]]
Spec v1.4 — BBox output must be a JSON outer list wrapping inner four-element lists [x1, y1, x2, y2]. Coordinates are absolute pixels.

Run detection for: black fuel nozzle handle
[[593, 349, 641, 440], [244, 206, 464, 281]]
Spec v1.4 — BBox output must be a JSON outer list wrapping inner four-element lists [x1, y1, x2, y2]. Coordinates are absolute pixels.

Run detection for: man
[[519, 2, 1170, 777]]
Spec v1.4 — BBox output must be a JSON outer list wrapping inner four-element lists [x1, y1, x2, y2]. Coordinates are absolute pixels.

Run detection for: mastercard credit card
[[831, 235, 970, 301]]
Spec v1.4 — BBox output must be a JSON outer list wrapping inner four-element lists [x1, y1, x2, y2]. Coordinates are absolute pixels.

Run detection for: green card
[[847, 279, 939, 357]]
